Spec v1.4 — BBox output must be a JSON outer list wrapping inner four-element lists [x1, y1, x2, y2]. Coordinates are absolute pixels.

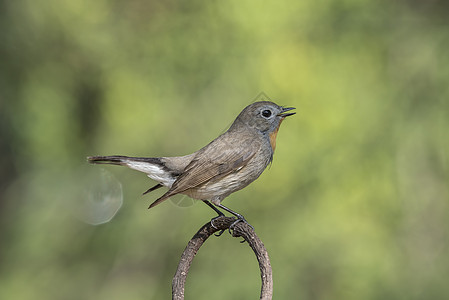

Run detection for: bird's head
[[234, 101, 295, 133]]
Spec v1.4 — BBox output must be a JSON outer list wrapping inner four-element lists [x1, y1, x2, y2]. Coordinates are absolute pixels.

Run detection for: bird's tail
[[87, 155, 176, 189]]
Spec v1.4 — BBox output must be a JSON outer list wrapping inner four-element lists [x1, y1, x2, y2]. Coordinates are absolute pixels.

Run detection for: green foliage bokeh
[[1, 0, 448, 299]]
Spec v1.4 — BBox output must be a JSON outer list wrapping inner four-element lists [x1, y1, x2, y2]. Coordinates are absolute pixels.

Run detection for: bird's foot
[[229, 215, 254, 234], [228, 216, 254, 243], [210, 216, 227, 236]]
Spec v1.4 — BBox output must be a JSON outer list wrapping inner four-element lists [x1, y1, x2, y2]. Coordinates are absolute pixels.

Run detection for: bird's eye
[[261, 109, 272, 118]]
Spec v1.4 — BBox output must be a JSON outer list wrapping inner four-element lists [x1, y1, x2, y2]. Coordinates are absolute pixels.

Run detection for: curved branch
[[172, 216, 273, 300]]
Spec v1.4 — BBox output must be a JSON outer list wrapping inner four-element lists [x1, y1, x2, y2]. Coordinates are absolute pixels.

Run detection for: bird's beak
[[278, 106, 296, 118]]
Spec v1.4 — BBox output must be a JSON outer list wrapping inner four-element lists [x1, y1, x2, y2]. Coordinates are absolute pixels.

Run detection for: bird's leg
[[216, 204, 255, 233], [203, 200, 227, 236], [204, 200, 225, 217]]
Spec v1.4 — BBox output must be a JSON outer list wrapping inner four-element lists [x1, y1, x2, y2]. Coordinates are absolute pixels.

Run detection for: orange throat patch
[[269, 118, 285, 151]]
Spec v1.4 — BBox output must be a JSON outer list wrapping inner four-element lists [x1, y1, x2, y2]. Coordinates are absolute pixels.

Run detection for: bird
[[88, 101, 295, 228]]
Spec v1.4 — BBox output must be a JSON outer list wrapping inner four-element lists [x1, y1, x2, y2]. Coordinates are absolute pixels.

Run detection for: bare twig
[[172, 216, 273, 300]]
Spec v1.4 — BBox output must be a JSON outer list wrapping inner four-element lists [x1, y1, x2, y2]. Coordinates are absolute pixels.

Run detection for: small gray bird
[[88, 101, 295, 226]]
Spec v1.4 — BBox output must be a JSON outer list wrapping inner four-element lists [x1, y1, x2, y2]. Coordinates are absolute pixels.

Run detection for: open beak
[[278, 106, 296, 118]]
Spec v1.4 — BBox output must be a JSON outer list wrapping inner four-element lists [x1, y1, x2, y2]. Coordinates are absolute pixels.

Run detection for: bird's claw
[[210, 215, 223, 230], [211, 216, 227, 237], [210, 214, 254, 241], [228, 216, 254, 234], [215, 229, 225, 237]]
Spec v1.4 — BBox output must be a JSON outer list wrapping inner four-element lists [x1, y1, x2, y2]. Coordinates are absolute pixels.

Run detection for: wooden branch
[[172, 216, 273, 300]]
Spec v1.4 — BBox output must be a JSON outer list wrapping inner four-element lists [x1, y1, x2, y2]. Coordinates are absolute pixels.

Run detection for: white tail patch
[[125, 161, 176, 187]]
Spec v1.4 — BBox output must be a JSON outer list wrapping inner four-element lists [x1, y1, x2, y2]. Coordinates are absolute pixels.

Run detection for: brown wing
[[148, 134, 259, 208]]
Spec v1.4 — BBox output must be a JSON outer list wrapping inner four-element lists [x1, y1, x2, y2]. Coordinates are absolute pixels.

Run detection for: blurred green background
[[1, 0, 448, 299]]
